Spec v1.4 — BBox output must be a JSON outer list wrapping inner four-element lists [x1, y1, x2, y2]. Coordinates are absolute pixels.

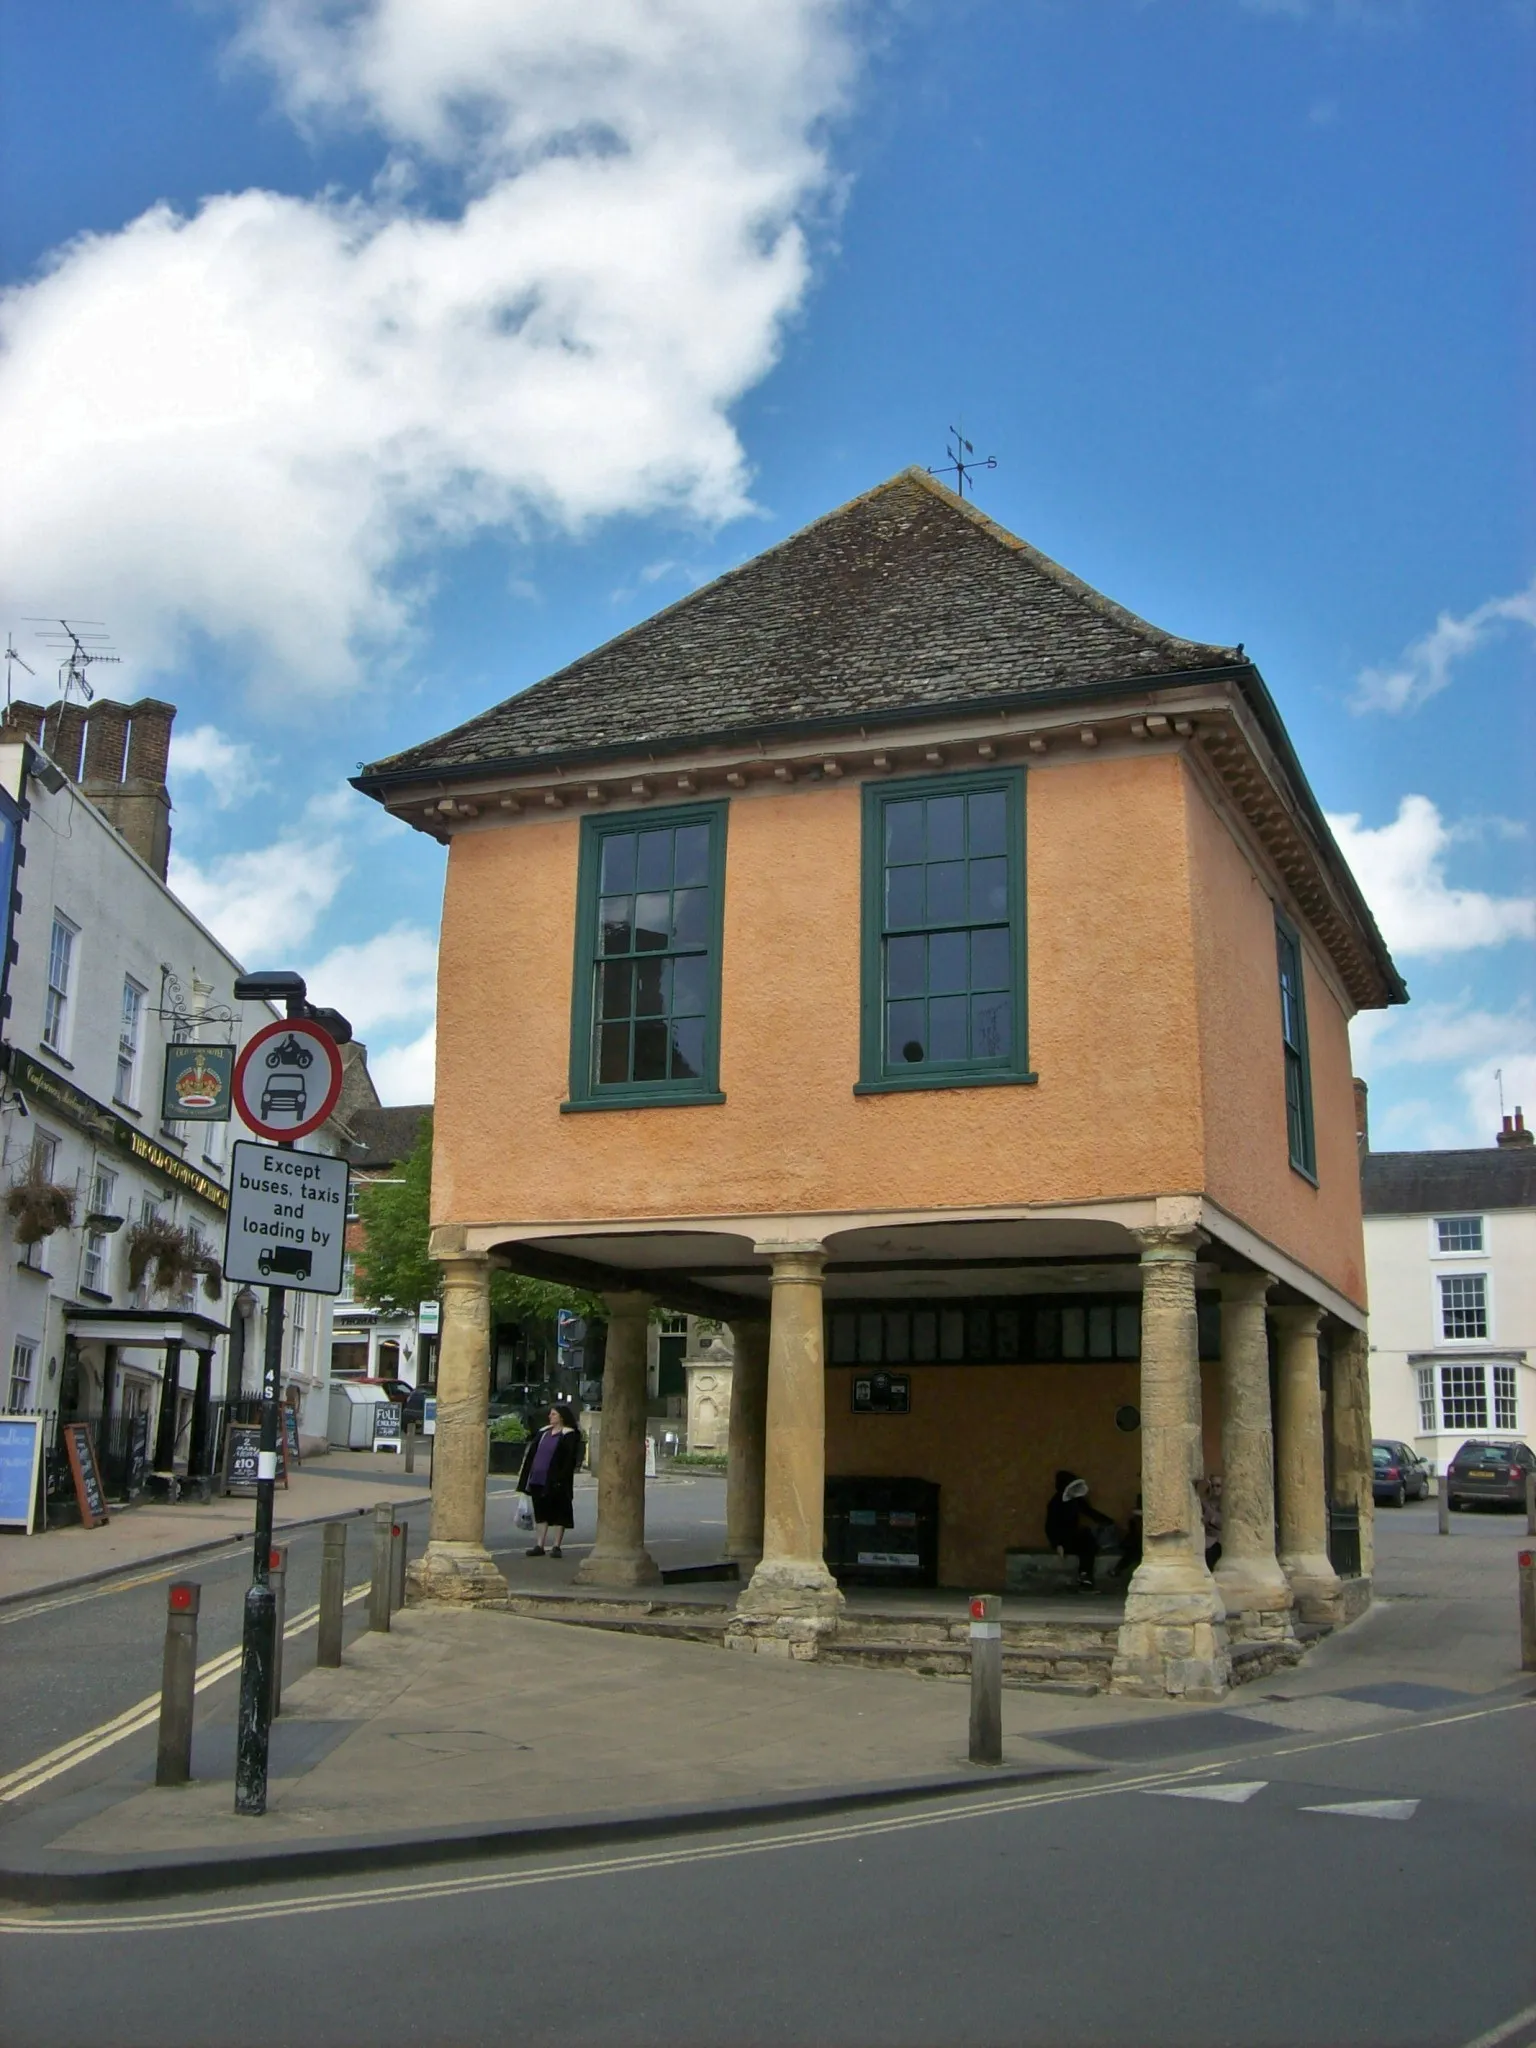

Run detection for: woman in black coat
[[516, 1404, 584, 1558], [1045, 1469, 1113, 1590]]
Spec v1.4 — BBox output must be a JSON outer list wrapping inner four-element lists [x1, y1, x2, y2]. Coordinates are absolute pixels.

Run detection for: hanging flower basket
[[5, 1170, 75, 1246]]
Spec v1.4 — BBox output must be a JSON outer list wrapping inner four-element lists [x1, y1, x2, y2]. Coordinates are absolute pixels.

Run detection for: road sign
[[231, 1017, 344, 1142], [224, 1140, 349, 1295]]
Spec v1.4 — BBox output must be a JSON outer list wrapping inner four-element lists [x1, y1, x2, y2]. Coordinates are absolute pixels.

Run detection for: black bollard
[[155, 1581, 200, 1787], [317, 1521, 346, 1668], [234, 1578, 276, 1814], [968, 1593, 1003, 1766]]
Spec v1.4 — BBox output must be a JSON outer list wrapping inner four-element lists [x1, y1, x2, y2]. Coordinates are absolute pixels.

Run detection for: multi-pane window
[[570, 804, 726, 1105], [1417, 1365, 1437, 1434], [1493, 1364, 1519, 1431], [1275, 915, 1316, 1178], [828, 1298, 1142, 1367], [88, 1165, 118, 1217], [338, 1254, 356, 1303], [1439, 1363, 1488, 1431], [43, 915, 76, 1050], [1435, 1215, 1484, 1253], [116, 978, 145, 1104], [860, 771, 1028, 1091], [1439, 1272, 1488, 1341], [81, 1229, 109, 1295], [7, 1339, 37, 1411]]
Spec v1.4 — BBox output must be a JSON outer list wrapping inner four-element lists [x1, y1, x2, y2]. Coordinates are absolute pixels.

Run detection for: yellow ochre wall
[[433, 747, 1366, 1303], [825, 1363, 1142, 1588]]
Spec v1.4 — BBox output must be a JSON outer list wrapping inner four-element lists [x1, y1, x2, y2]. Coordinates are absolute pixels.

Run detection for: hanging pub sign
[[161, 1043, 236, 1124]]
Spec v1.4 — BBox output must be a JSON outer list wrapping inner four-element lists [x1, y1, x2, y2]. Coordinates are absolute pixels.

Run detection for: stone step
[[818, 1637, 1117, 1693], [830, 1611, 1122, 1651]]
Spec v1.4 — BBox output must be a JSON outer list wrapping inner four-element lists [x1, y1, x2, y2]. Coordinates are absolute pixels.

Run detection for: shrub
[[488, 1414, 529, 1443]]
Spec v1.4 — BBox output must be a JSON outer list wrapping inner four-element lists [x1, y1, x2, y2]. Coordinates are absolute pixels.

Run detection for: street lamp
[[234, 970, 354, 1045]]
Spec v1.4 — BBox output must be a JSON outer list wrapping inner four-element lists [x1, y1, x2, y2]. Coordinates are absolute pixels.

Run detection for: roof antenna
[[1495, 1067, 1505, 1119], [24, 618, 121, 706], [929, 423, 997, 501], [3, 634, 35, 713]]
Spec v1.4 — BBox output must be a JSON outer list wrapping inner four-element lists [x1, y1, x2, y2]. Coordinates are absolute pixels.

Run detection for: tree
[[354, 1116, 601, 1325]]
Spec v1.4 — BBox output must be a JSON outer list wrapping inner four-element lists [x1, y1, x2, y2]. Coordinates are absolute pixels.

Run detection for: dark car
[[402, 1384, 435, 1431], [1445, 1440, 1536, 1511], [1371, 1439, 1431, 1507]]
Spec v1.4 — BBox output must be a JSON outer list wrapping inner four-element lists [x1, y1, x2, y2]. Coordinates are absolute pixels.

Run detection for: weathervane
[[929, 424, 997, 500]]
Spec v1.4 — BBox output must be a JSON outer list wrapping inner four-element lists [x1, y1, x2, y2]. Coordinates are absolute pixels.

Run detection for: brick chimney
[[81, 699, 175, 880], [1496, 1108, 1533, 1149], [1353, 1077, 1369, 1156]]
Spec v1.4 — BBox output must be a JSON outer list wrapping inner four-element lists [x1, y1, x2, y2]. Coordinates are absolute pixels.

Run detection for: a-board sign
[[224, 1141, 349, 1296], [126, 1415, 150, 1495], [372, 1403, 402, 1451], [62, 1422, 109, 1528], [282, 1405, 302, 1468], [223, 1421, 289, 1497], [0, 1415, 44, 1533], [161, 1042, 235, 1124], [231, 1017, 344, 1143]]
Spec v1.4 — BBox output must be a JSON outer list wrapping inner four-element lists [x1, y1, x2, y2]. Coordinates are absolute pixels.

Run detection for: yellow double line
[[0, 1581, 370, 1805]]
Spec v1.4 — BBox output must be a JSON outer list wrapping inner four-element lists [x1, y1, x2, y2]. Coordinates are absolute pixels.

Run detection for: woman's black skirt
[[529, 1480, 575, 1529]]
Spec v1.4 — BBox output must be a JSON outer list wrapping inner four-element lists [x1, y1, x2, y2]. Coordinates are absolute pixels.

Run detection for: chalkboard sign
[[62, 1423, 109, 1528], [126, 1415, 151, 1496], [282, 1405, 302, 1468], [0, 1415, 44, 1533], [372, 1402, 402, 1450], [223, 1421, 290, 1497]]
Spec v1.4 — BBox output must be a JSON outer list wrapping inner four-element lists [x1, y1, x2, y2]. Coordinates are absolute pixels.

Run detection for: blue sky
[[1, 0, 1530, 1139]]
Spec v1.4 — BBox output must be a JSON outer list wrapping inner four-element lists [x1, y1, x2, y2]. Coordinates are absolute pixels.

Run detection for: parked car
[[402, 1384, 435, 1431], [1444, 1440, 1536, 1511], [1371, 1439, 1431, 1507]]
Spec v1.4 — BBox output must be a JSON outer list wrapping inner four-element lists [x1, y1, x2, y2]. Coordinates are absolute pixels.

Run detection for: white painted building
[[0, 696, 339, 1517], [1362, 1113, 1536, 1473]]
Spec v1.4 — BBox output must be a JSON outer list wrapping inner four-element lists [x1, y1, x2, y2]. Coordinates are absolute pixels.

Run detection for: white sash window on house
[[1418, 1360, 1519, 1434], [1438, 1272, 1488, 1342], [1434, 1214, 1484, 1253], [7, 1339, 37, 1412], [43, 914, 76, 1051], [116, 979, 146, 1105]]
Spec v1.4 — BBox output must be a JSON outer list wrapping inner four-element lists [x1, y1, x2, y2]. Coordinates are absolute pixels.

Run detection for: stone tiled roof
[[1361, 1147, 1536, 1215], [359, 469, 1240, 782], [342, 1104, 431, 1173]]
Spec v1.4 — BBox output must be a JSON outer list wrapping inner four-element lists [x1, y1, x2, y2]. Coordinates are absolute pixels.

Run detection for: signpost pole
[[234, 1276, 284, 1815]]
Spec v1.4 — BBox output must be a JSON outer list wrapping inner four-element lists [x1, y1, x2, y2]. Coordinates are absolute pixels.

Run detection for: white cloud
[[303, 923, 437, 1038], [169, 723, 262, 809], [1351, 999, 1536, 1149], [1327, 795, 1536, 957], [168, 798, 350, 961], [0, 0, 854, 693], [1352, 575, 1536, 714], [371, 1023, 436, 1105]]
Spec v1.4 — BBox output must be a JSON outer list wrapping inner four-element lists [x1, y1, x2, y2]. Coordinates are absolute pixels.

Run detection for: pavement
[[0, 1493, 1530, 1909], [0, 1449, 434, 1605]]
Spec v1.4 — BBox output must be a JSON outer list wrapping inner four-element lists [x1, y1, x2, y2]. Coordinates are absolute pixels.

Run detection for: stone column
[[1111, 1227, 1230, 1700], [153, 1341, 182, 1471], [1330, 1321, 1375, 1586], [725, 1318, 769, 1570], [1274, 1305, 1343, 1624], [734, 1243, 843, 1635], [1212, 1271, 1295, 1644], [408, 1254, 507, 1604], [574, 1292, 660, 1587]]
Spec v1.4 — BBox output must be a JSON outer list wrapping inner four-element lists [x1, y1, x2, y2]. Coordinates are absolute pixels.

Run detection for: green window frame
[[856, 767, 1034, 1094], [564, 800, 728, 1112], [1275, 910, 1316, 1180]]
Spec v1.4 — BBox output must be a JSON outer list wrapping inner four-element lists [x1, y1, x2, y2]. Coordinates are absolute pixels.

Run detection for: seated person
[[1045, 1470, 1113, 1590], [1113, 1492, 1143, 1581]]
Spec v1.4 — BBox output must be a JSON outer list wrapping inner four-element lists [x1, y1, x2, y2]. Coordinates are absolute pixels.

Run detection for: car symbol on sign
[[260, 1077, 307, 1121], [258, 1246, 313, 1279]]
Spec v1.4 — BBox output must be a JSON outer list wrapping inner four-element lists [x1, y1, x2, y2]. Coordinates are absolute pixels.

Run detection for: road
[[0, 1469, 726, 1792], [1, 1681, 1531, 2048]]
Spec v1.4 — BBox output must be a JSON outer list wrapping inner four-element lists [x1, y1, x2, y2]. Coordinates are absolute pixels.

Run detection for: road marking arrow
[[1143, 1781, 1267, 1803], [1301, 1799, 1419, 1821]]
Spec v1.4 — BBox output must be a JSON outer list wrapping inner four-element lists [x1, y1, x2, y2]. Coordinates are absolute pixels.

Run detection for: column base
[[725, 1544, 764, 1573], [1111, 1559, 1231, 1701], [735, 1557, 845, 1622], [573, 1547, 662, 1588], [406, 1541, 508, 1607], [1213, 1559, 1298, 1646], [1281, 1552, 1344, 1626]]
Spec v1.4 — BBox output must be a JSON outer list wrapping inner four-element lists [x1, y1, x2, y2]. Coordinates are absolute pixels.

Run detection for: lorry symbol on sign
[[258, 1246, 313, 1279]]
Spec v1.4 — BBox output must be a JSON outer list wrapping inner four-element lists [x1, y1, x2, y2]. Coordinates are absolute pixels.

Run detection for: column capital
[[434, 1245, 489, 1280], [753, 1240, 827, 1279], [1272, 1302, 1323, 1337], [600, 1289, 654, 1318], [1130, 1224, 1207, 1262], [1219, 1268, 1276, 1304]]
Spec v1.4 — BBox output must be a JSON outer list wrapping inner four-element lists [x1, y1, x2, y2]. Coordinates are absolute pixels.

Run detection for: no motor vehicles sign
[[224, 1141, 349, 1296]]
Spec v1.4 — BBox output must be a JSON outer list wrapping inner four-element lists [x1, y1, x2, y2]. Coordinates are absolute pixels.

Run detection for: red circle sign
[[232, 1017, 344, 1142]]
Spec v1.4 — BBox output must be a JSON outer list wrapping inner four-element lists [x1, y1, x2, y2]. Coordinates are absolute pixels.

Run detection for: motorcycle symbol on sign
[[259, 1034, 313, 1123], [265, 1034, 314, 1070]]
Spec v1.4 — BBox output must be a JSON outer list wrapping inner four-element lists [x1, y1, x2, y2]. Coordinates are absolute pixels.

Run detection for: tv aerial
[[929, 424, 997, 501], [3, 634, 35, 713], [23, 618, 121, 706]]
